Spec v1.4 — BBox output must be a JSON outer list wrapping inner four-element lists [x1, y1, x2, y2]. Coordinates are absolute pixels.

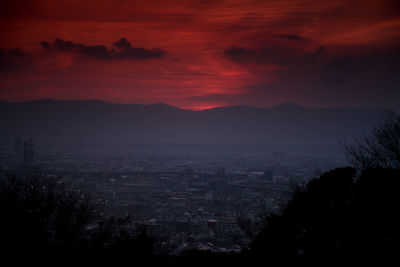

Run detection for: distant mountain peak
[[0, 98, 386, 146], [22, 99, 110, 105], [147, 102, 179, 110], [205, 105, 260, 112], [272, 102, 305, 110], [148, 102, 172, 107]]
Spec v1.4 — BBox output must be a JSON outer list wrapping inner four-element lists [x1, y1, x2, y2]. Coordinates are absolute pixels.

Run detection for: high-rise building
[[23, 137, 34, 167], [214, 166, 225, 177]]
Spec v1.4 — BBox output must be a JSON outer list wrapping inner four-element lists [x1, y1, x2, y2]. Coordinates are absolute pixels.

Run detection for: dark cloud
[[113, 38, 132, 49], [224, 45, 324, 66], [0, 48, 27, 71], [0, 48, 25, 59], [79, 45, 110, 59], [323, 57, 355, 84], [274, 34, 307, 42], [6, 48, 25, 57], [316, 46, 326, 55], [41, 38, 84, 51], [113, 47, 165, 59], [41, 38, 166, 60], [112, 38, 165, 59], [224, 46, 273, 64], [322, 47, 400, 85], [223, 45, 400, 109], [41, 38, 110, 59]]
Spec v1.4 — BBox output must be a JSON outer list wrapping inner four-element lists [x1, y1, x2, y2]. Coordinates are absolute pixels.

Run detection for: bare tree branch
[[344, 111, 400, 170]]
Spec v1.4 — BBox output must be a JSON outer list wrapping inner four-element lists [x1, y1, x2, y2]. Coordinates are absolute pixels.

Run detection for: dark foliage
[[250, 167, 400, 264], [0, 174, 153, 262], [1, 167, 399, 264], [0, 174, 94, 252]]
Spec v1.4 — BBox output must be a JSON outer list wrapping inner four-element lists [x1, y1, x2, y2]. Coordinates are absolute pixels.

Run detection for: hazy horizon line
[[0, 98, 392, 112], [0, 98, 394, 112]]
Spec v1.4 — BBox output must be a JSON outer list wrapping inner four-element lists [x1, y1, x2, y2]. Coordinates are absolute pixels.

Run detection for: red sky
[[1, 0, 399, 110]]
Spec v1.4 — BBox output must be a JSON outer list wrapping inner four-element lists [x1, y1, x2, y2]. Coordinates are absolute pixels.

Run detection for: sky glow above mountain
[[1, 0, 399, 110]]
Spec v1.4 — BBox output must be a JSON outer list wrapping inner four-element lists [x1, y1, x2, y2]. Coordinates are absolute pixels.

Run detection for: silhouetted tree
[[250, 167, 400, 264], [0, 173, 154, 262], [94, 218, 154, 258], [339, 168, 400, 260], [345, 112, 400, 169], [0, 174, 93, 253], [236, 212, 267, 241]]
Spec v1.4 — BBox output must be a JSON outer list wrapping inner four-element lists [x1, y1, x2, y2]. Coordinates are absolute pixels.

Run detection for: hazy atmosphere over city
[[0, 0, 400, 264]]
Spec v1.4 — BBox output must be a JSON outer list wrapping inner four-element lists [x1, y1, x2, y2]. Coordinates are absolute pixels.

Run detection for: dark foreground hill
[[1, 168, 399, 265], [0, 99, 386, 145]]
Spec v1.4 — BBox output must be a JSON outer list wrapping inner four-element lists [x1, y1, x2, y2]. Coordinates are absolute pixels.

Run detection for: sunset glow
[[1, 0, 399, 110]]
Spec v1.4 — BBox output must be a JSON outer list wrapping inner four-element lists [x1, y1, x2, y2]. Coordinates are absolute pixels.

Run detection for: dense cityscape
[[0, 138, 345, 254], [1, 0, 399, 263]]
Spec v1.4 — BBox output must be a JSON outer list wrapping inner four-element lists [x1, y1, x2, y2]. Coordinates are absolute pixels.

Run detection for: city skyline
[[1, 1, 399, 261]]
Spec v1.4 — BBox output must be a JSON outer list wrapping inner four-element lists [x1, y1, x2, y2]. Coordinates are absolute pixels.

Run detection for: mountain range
[[0, 99, 387, 146]]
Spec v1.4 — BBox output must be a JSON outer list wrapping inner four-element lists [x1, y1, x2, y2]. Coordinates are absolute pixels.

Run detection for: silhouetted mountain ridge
[[0, 99, 387, 146], [270, 102, 305, 111]]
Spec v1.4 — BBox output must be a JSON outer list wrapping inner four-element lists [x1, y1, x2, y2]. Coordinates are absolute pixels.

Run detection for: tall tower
[[23, 137, 34, 167]]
